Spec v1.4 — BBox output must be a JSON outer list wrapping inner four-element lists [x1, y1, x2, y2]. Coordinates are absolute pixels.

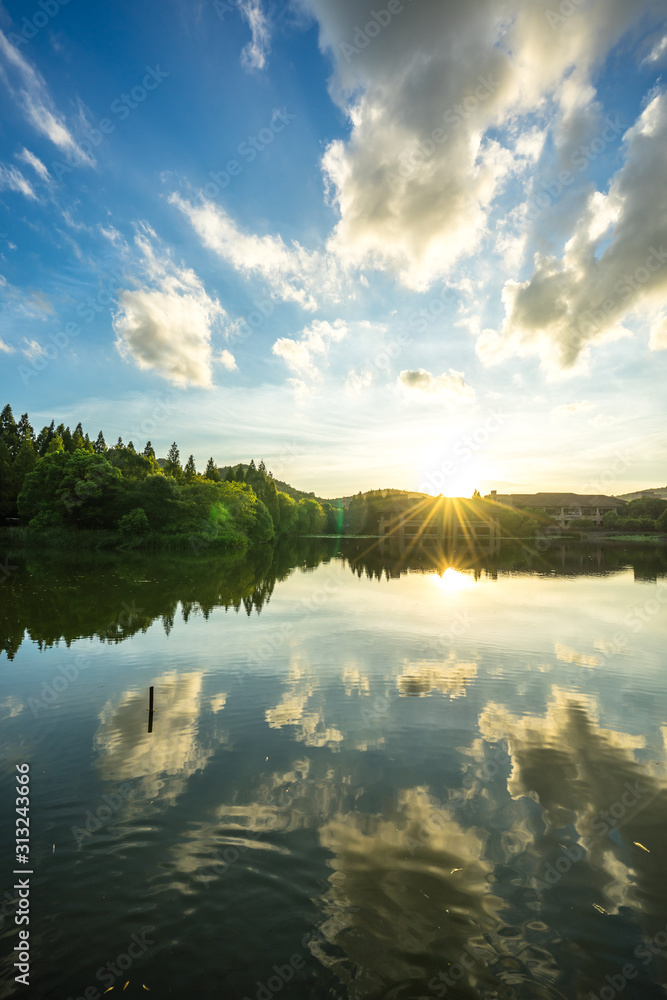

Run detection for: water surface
[[1, 538, 666, 999]]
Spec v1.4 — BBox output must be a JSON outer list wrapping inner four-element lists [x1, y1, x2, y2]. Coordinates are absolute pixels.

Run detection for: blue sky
[[0, 0, 665, 498]]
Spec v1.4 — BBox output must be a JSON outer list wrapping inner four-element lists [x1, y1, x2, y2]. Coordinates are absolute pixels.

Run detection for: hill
[[617, 486, 667, 501]]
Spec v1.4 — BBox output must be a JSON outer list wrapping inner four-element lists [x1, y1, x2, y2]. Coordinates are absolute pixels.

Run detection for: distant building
[[487, 491, 627, 528]]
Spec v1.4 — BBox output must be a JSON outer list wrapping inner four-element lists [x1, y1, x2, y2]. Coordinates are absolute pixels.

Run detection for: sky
[[0, 0, 665, 499]]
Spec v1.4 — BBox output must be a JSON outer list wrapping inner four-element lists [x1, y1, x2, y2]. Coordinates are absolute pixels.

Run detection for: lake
[[1, 537, 667, 1000]]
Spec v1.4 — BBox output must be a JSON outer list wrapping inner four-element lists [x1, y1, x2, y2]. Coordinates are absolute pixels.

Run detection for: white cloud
[[112, 227, 229, 388], [477, 90, 667, 372], [299, 0, 657, 290], [0, 338, 15, 353], [398, 368, 475, 400], [0, 163, 36, 199], [345, 367, 374, 394], [0, 30, 94, 165], [272, 319, 348, 393], [216, 349, 238, 371], [552, 400, 595, 417], [16, 147, 49, 181], [240, 0, 271, 71], [22, 338, 45, 360], [170, 193, 347, 309]]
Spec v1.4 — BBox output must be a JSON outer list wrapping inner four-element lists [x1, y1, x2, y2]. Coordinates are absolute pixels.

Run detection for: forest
[[0, 404, 340, 549]]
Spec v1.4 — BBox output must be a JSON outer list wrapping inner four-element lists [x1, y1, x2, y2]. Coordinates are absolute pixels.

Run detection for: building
[[487, 491, 627, 528]]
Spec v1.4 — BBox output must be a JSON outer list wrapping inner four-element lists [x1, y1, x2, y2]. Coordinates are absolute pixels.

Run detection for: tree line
[[0, 405, 340, 548]]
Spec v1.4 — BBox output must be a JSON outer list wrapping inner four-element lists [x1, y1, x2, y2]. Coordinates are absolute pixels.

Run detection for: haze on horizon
[[0, 0, 665, 498]]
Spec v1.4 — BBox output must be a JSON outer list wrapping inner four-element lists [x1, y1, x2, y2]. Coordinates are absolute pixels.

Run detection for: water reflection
[[2, 537, 665, 658], [1, 537, 667, 998]]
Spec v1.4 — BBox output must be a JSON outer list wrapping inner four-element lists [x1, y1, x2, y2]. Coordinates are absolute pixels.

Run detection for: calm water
[[1, 538, 667, 1000]]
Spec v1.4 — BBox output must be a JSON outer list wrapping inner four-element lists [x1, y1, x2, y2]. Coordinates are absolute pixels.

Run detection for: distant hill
[[616, 486, 667, 501]]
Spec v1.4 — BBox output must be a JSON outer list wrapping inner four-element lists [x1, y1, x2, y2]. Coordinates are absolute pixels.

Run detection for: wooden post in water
[[148, 685, 154, 733]]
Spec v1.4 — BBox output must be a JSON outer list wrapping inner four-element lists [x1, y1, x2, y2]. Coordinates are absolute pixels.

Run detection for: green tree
[[656, 509, 667, 533], [143, 441, 156, 459], [93, 431, 107, 454], [204, 457, 221, 482], [16, 413, 34, 444], [36, 421, 55, 456], [164, 442, 182, 479], [184, 454, 197, 481]]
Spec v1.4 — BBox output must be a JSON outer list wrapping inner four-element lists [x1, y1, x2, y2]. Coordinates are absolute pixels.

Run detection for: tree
[[248, 459, 257, 472], [258, 459, 267, 474], [164, 442, 182, 479], [204, 457, 221, 482], [184, 454, 197, 481], [16, 413, 34, 444], [36, 421, 55, 456], [143, 441, 156, 459], [127, 441, 136, 453], [0, 404, 19, 457], [93, 431, 107, 454], [72, 422, 85, 450], [656, 509, 667, 533]]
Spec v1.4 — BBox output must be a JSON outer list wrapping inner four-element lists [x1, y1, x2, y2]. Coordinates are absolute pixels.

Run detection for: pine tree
[[72, 421, 85, 451], [36, 421, 55, 456], [127, 441, 136, 453], [0, 404, 19, 457], [17, 413, 34, 444], [258, 459, 267, 474], [165, 442, 182, 478], [248, 459, 257, 471], [115, 437, 124, 449], [224, 467, 235, 482], [143, 441, 156, 459], [204, 457, 220, 482], [93, 431, 107, 454], [184, 454, 197, 480]]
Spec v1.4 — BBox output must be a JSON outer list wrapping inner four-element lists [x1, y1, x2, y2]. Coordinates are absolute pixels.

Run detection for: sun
[[418, 449, 489, 498], [430, 568, 475, 592]]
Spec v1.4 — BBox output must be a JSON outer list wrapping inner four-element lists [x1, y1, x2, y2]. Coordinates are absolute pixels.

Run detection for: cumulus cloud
[[0, 31, 94, 165], [170, 193, 347, 310], [477, 90, 667, 372], [0, 338, 15, 353], [272, 318, 347, 393], [112, 227, 229, 388], [240, 0, 271, 71], [216, 348, 238, 371], [298, 0, 659, 290], [398, 368, 475, 400], [0, 163, 36, 199]]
